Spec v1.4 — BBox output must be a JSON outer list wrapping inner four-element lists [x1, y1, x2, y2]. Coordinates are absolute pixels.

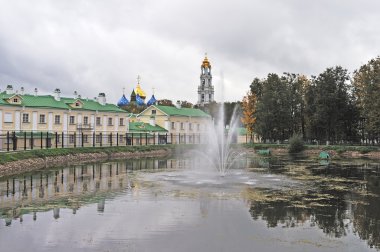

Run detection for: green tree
[[157, 99, 174, 106], [253, 73, 291, 142], [306, 66, 358, 143], [353, 57, 380, 144]]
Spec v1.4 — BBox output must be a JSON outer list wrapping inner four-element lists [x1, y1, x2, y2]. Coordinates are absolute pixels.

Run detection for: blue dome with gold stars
[[117, 94, 129, 106]]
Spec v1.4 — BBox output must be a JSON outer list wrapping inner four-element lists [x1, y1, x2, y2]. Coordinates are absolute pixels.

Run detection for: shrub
[[288, 134, 305, 153]]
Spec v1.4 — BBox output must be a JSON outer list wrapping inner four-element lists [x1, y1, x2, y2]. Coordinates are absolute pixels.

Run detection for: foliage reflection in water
[[0, 156, 379, 251]]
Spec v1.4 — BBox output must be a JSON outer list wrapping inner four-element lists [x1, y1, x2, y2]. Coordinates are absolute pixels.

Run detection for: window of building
[[96, 117, 101, 126], [171, 122, 175, 130], [96, 135, 102, 143], [39, 114, 46, 124], [4, 113, 13, 123], [83, 135, 88, 143], [152, 110, 156, 115], [108, 117, 113, 126], [54, 115, 61, 124], [119, 118, 124, 126], [13, 98, 18, 103], [83, 116, 89, 125], [119, 135, 124, 142], [75, 102, 80, 107], [69, 135, 75, 144], [201, 94, 204, 102], [180, 122, 184, 130], [22, 113, 29, 123], [69, 116, 75, 124]]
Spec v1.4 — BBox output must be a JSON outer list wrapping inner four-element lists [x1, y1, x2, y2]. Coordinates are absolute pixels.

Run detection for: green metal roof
[[0, 91, 124, 112], [154, 105, 210, 117], [129, 122, 167, 133]]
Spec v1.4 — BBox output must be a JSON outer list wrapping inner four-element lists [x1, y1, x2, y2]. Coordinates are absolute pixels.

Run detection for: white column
[[15, 111, 20, 132], [63, 113, 68, 147], [90, 115, 95, 146], [115, 115, 119, 133], [103, 115, 107, 143], [77, 114, 82, 145], [32, 112, 38, 131], [48, 112, 53, 132]]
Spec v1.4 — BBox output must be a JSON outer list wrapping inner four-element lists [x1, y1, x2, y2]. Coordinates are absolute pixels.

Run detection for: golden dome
[[135, 83, 146, 98], [201, 55, 211, 68]]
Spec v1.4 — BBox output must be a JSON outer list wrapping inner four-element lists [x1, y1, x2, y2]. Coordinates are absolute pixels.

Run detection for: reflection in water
[[0, 156, 379, 251], [244, 159, 380, 250], [0, 158, 184, 225]]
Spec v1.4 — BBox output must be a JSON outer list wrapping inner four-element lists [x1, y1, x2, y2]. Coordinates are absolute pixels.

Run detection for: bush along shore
[[0, 145, 182, 178]]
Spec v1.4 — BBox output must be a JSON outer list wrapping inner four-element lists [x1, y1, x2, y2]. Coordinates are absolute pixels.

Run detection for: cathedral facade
[[197, 55, 214, 106]]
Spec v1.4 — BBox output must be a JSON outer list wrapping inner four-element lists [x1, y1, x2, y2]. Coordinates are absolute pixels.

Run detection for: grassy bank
[[0, 145, 182, 165]]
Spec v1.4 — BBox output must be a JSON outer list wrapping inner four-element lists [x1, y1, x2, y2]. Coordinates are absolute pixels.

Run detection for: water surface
[[0, 155, 379, 251]]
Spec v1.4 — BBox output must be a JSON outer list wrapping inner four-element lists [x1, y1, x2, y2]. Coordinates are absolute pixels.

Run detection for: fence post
[[140, 133, 142, 145], [46, 132, 49, 149], [31, 132, 34, 150], [40, 132, 43, 149], [81, 132, 84, 147], [117, 133, 119, 146], [131, 133, 134, 146], [55, 132, 58, 148], [12, 131, 17, 151], [6, 131, 10, 152], [110, 133, 113, 147], [126, 133, 128, 146], [100, 132, 102, 147], [74, 132, 76, 148], [61, 132, 64, 148], [153, 133, 156, 145], [93, 132, 95, 147], [179, 133, 181, 144], [145, 133, 148, 145], [24, 132, 27, 150]]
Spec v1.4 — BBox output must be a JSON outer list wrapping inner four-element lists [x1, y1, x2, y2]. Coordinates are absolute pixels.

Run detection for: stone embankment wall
[[0, 149, 171, 178]]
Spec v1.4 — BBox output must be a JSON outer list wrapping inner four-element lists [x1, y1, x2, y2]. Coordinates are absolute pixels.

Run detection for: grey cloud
[[0, 0, 379, 103]]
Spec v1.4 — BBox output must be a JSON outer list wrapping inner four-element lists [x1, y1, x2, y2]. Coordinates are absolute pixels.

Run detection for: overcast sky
[[0, 0, 379, 104]]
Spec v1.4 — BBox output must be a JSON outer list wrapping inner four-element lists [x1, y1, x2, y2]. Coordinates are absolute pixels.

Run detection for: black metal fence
[[0, 131, 205, 152]]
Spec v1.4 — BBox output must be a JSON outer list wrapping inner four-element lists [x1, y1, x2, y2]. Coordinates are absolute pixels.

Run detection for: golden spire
[[135, 75, 146, 98], [201, 53, 211, 68]]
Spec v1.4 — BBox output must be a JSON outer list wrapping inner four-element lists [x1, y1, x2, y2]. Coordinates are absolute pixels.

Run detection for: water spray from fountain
[[199, 72, 245, 176]]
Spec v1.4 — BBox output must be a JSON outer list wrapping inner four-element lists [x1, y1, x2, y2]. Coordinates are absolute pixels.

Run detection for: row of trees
[[242, 57, 380, 144]]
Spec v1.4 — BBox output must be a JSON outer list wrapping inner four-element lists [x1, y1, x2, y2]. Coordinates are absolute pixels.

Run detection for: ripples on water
[[0, 155, 379, 252]]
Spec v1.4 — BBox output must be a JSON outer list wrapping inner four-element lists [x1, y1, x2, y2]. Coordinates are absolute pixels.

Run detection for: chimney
[[53, 88, 61, 101], [73, 91, 78, 99], [175, 100, 181, 109], [34, 88, 38, 96], [149, 116, 156, 127], [6, 85, 13, 94], [20, 87, 24, 95], [98, 93, 106, 105]]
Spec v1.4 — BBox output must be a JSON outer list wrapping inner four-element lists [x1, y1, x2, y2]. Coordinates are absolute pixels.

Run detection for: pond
[[0, 154, 379, 252]]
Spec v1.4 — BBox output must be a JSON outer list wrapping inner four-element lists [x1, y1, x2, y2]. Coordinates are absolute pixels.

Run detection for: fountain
[[201, 103, 244, 176]]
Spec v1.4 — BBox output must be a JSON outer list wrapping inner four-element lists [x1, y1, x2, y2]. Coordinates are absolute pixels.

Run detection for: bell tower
[[197, 54, 214, 106]]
